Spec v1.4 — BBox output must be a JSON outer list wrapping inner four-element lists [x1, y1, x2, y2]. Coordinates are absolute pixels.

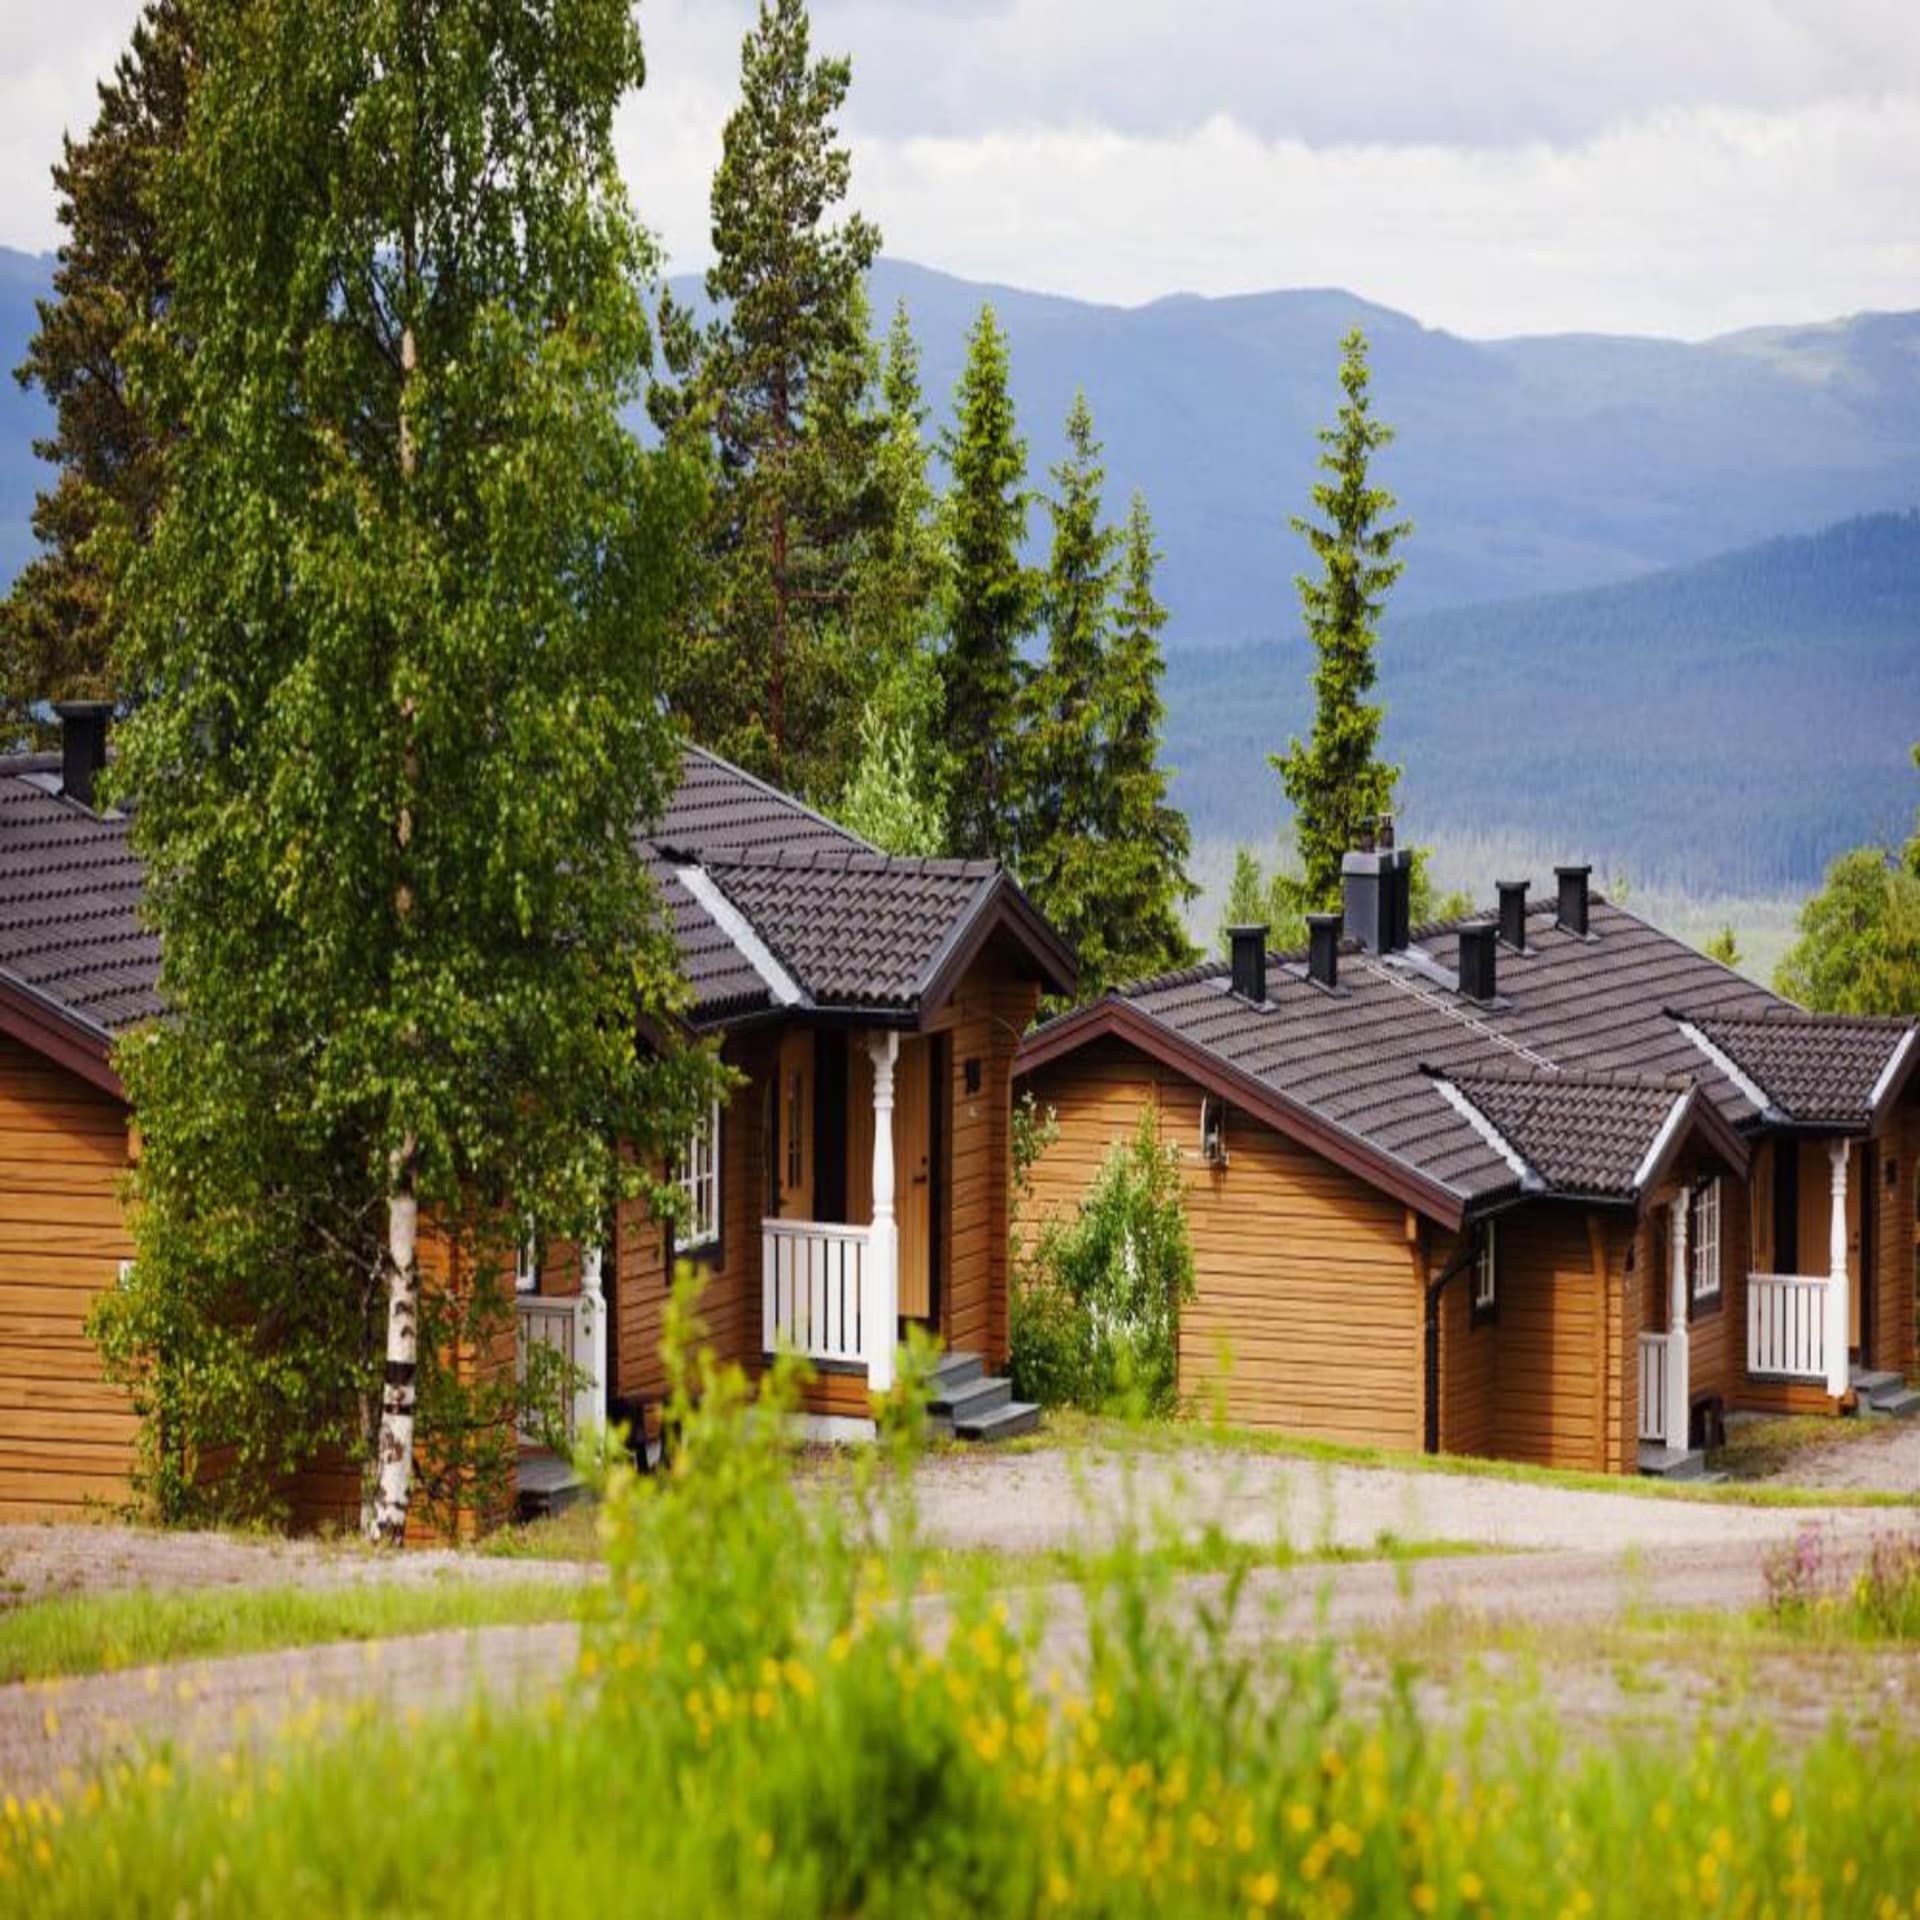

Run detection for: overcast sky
[[5, 0, 1918, 338]]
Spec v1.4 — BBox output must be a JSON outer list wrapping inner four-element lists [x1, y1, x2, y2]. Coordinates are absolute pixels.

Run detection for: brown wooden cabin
[[0, 716, 1071, 1527], [1015, 847, 1920, 1476]]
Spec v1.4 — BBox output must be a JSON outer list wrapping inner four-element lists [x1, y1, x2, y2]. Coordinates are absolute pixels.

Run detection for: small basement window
[[514, 1223, 539, 1295], [680, 1100, 722, 1252], [1690, 1178, 1721, 1305], [1473, 1222, 1497, 1321]]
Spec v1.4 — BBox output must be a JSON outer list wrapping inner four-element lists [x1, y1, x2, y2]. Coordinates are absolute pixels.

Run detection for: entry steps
[[1852, 1367, 1920, 1420], [929, 1350, 1041, 1443]]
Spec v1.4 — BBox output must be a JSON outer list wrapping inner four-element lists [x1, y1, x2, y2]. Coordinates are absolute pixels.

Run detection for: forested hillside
[[1170, 512, 1920, 894]]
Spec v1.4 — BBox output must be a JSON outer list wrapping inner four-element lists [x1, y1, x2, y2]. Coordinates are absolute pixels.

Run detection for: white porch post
[[576, 1242, 607, 1453], [864, 1032, 900, 1394], [1665, 1193, 1691, 1450], [1826, 1141, 1851, 1400]]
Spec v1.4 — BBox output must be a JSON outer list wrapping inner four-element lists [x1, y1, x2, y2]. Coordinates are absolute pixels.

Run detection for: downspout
[[1424, 1222, 1487, 1456]]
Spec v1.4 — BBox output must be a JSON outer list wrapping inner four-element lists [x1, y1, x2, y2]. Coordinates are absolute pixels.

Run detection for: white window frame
[[1474, 1221, 1498, 1315], [1199, 1097, 1227, 1166], [679, 1100, 722, 1251], [1690, 1178, 1722, 1304], [514, 1222, 539, 1295]]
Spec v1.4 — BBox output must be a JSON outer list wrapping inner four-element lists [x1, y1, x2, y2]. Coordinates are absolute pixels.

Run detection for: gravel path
[[908, 1445, 1919, 1558], [1765, 1419, 1920, 1493], [0, 1523, 593, 1608]]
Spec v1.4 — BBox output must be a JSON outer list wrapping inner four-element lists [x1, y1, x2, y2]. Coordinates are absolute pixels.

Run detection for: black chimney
[[1497, 880, 1528, 951], [1555, 865, 1591, 938], [1307, 912, 1341, 990], [1342, 837, 1414, 956], [1228, 925, 1268, 1004], [1457, 922, 1498, 1001], [53, 701, 111, 812]]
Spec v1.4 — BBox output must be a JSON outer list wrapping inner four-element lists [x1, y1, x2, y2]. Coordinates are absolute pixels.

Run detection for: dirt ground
[[1758, 1416, 1920, 1492], [0, 1522, 592, 1609]]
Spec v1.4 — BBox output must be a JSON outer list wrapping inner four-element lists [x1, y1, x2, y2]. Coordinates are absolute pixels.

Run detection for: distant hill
[[1169, 512, 1920, 894], [1, 248, 1915, 891]]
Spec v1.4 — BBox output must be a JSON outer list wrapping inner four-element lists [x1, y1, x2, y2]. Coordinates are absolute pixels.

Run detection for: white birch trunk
[[369, 1139, 421, 1545]]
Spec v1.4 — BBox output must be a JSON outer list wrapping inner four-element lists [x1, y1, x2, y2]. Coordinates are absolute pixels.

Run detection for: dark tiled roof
[[1683, 1012, 1915, 1126], [701, 850, 999, 1010], [1441, 1065, 1689, 1202], [0, 771, 159, 1034], [1030, 893, 1915, 1220], [0, 737, 1053, 1046]]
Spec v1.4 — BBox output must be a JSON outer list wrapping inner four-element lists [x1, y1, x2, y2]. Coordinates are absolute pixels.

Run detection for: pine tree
[[101, 0, 712, 1541], [1092, 492, 1196, 987], [1271, 328, 1411, 911], [939, 305, 1034, 861], [1, 0, 191, 744], [654, 0, 882, 797], [1018, 392, 1116, 930], [853, 301, 943, 673], [1704, 925, 1743, 969]]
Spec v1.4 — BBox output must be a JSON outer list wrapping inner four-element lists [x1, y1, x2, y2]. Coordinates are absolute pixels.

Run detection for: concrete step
[[1868, 1386, 1920, 1419], [932, 1375, 1011, 1423], [1851, 1367, 1902, 1399], [931, 1350, 984, 1393], [954, 1399, 1041, 1444], [516, 1452, 588, 1520], [1638, 1442, 1709, 1480]]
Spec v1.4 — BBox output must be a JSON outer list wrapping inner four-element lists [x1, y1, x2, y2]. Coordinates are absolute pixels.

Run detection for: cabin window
[[1690, 1179, 1722, 1306], [1473, 1222, 1497, 1321], [1199, 1097, 1227, 1166], [679, 1101, 722, 1252], [514, 1222, 539, 1295]]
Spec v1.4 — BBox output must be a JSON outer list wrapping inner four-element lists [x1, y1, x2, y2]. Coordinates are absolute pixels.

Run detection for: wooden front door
[[896, 1038, 934, 1321]]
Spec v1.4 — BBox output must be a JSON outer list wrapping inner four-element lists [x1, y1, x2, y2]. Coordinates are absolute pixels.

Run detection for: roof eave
[[915, 870, 1077, 1021], [0, 968, 127, 1102]]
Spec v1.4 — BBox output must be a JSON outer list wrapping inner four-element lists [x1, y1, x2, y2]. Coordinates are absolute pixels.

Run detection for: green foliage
[[1704, 924, 1743, 969], [1216, 843, 1307, 956], [653, 0, 883, 798], [1776, 746, 1920, 1014], [1270, 328, 1411, 911], [17, 1325, 1920, 1913], [1010, 1106, 1196, 1416], [102, 0, 713, 1532], [938, 304, 1034, 861], [836, 665, 947, 856], [0, 0, 189, 744], [1018, 411, 1195, 997]]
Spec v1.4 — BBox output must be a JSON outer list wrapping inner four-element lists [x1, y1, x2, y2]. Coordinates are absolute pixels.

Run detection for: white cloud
[[6, 0, 1920, 340]]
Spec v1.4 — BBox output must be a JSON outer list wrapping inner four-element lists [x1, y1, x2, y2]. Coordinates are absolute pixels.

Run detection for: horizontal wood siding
[[1872, 1101, 1917, 1376], [0, 1037, 136, 1520], [1022, 1040, 1422, 1449], [1434, 1227, 1495, 1458], [1489, 1208, 1601, 1469]]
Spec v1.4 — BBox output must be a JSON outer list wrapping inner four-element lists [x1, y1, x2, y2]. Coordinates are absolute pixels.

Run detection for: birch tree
[[111, 0, 709, 1542]]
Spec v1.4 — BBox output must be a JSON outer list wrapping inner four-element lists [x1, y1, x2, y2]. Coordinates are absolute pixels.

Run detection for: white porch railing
[[516, 1296, 581, 1446], [1637, 1332, 1670, 1444], [763, 1219, 871, 1367], [1747, 1272, 1829, 1382]]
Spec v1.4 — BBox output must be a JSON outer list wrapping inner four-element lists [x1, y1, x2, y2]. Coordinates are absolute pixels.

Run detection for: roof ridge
[[1690, 1006, 1918, 1033], [1436, 1060, 1696, 1093]]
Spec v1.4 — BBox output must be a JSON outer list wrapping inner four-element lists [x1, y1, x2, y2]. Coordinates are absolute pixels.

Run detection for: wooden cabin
[[0, 721, 1072, 1526], [1015, 847, 1919, 1476]]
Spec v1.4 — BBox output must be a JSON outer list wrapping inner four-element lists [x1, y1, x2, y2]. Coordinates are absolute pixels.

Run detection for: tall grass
[[8, 1279, 1917, 1914]]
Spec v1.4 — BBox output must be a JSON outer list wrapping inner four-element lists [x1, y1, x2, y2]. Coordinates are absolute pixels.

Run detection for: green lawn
[[0, 1577, 585, 1684]]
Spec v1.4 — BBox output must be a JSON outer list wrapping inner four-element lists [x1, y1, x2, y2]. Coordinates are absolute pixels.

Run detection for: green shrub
[[1010, 1106, 1195, 1416]]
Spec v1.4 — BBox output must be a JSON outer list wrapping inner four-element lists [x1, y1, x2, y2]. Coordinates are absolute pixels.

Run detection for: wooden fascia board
[[916, 872, 1077, 1022], [1014, 996, 1466, 1229], [0, 970, 126, 1102]]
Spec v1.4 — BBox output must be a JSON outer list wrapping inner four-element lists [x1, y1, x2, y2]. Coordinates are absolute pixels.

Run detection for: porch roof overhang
[[1015, 992, 1472, 1230]]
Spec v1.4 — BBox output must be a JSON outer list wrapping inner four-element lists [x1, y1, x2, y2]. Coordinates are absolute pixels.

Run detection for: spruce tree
[[1019, 392, 1116, 928], [1, 0, 190, 744], [655, 0, 882, 797], [939, 305, 1033, 861], [1271, 328, 1411, 910], [101, 0, 711, 1541], [1093, 492, 1196, 986]]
